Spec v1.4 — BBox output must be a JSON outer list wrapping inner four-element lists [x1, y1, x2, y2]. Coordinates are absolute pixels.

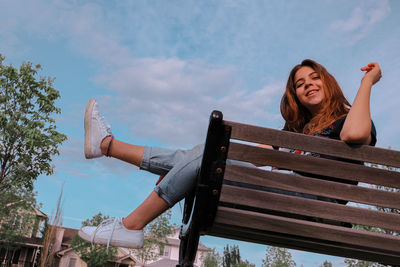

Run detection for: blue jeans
[[140, 144, 204, 207], [140, 144, 335, 207], [140, 144, 254, 206]]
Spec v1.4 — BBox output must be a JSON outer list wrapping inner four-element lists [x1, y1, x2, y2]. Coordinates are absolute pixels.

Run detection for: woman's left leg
[[100, 136, 145, 167]]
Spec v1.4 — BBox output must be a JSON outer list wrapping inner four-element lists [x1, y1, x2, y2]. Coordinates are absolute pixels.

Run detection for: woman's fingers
[[361, 62, 379, 72], [361, 62, 381, 85]]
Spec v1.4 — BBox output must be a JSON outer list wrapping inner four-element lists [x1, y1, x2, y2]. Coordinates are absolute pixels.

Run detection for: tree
[[223, 244, 239, 267], [222, 245, 255, 267], [70, 213, 118, 267], [236, 260, 256, 267], [344, 259, 385, 267], [201, 248, 222, 267], [0, 53, 66, 258], [320, 260, 333, 267], [0, 53, 67, 192], [132, 209, 174, 265], [262, 246, 296, 267]]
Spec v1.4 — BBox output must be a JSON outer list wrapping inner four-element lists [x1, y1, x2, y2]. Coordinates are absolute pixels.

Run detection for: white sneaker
[[84, 99, 112, 159], [78, 217, 144, 249]]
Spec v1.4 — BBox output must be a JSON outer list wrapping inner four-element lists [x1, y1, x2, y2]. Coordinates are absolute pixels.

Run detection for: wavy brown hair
[[281, 59, 351, 134]]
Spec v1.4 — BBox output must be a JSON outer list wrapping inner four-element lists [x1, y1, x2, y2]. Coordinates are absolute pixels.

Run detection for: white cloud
[[0, 0, 285, 148], [0, 0, 282, 147], [0, 0, 286, 179], [94, 57, 283, 147], [329, 0, 390, 45]]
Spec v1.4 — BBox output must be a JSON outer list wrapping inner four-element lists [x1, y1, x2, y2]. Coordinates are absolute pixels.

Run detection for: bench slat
[[228, 142, 400, 188], [225, 120, 400, 168], [211, 207, 400, 264], [213, 207, 400, 257], [225, 164, 400, 209], [209, 224, 400, 265], [220, 184, 400, 231]]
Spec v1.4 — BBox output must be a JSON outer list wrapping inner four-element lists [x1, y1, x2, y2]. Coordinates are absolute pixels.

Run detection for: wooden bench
[[177, 111, 400, 267]]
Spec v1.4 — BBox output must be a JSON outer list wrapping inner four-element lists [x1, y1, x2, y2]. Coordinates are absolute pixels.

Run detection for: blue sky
[[2, 0, 400, 266]]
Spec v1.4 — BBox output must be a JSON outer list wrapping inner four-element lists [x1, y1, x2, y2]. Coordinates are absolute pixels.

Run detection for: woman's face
[[294, 66, 325, 116]]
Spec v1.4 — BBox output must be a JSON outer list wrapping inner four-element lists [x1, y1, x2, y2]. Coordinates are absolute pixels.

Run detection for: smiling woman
[[281, 59, 380, 145], [282, 59, 351, 136], [294, 66, 326, 115], [77, 59, 381, 252]]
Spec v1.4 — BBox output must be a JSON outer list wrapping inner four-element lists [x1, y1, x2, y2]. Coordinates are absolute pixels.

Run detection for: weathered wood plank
[[224, 164, 400, 209], [209, 223, 400, 265], [228, 142, 400, 188], [219, 184, 400, 231], [213, 206, 400, 256], [225, 120, 400, 168]]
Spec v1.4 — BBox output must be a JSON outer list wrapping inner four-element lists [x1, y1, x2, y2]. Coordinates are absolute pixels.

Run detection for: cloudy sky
[[1, 0, 399, 266]]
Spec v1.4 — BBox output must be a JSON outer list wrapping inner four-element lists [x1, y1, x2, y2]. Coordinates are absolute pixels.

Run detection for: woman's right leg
[[122, 144, 203, 230], [100, 136, 203, 178]]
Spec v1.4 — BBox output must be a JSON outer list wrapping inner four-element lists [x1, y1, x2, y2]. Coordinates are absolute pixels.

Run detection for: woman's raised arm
[[340, 62, 382, 145]]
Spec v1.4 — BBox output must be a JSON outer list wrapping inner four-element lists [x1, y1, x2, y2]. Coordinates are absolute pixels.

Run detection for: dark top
[[304, 116, 376, 146], [283, 116, 376, 145], [279, 116, 377, 185]]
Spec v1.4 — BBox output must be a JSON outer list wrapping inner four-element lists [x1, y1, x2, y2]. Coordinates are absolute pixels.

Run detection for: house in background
[[0, 207, 139, 267], [1, 209, 209, 267], [143, 226, 209, 267], [0, 206, 47, 267], [53, 227, 140, 267], [52, 225, 210, 267]]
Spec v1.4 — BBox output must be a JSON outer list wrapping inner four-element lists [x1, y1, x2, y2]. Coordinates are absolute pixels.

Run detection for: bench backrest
[[210, 120, 400, 265], [178, 111, 400, 266]]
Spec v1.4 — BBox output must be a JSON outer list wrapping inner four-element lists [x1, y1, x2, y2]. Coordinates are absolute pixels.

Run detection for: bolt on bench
[[177, 111, 400, 267]]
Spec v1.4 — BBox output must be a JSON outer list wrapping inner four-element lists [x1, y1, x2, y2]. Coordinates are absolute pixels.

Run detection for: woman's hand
[[361, 62, 382, 86]]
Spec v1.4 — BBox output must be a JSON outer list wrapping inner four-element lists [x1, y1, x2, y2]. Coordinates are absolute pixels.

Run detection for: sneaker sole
[[78, 229, 144, 248], [84, 99, 96, 159]]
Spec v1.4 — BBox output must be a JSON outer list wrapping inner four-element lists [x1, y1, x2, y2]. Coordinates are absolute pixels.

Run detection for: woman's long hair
[[281, 59, 351, 134]]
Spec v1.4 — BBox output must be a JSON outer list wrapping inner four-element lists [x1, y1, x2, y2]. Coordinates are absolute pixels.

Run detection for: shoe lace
[[93, 103, 112, 134], [99, 115, 112, 134], [91, 217, 120, 252]]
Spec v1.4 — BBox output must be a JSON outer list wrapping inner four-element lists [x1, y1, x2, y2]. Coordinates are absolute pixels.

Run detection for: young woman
[[78, 59, 381, 249]]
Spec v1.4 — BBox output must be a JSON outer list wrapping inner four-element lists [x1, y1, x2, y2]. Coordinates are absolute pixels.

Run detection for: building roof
[[162, 225, 208, 250], [147, 258, 179, 267], [21, 236, 44, 247], [147, 257, 201, 267], [165, 236, 208, 250], [33, 206, 48, 218], [113, 252, 138, 263], [56, 247, 74, 256], [61, 227, 78, 245]]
